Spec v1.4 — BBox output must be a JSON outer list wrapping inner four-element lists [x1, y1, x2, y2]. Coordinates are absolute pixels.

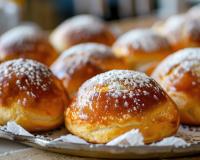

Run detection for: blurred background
[[0, 0, 200, 34]]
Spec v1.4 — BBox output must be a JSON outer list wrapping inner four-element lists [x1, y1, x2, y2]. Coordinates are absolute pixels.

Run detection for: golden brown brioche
[[50, 15, 116, 52], [0, 59, 69, 132], [112, 29, 173, 75], [153, 14, 200, 51], [65, 70, 180, 144], [152, 48, 200, 125], [51, 43, 128, 98], [0, 25, 58, 66]]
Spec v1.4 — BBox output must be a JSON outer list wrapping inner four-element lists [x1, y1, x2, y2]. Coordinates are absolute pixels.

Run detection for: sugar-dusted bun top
[[50, 15, 116, 51], [0, 25, 42, 49], [70, 70, 169, 123], [161, 14, 186, 34], [0, 25, 57, 66], [58, 42, 115, 61], [152, 48, 200, 92], [51, 43, 125, 79], [58, 15, 105, 35], [159, 15, 200, 46], [0, 58, 67, 108], [113, 29, 171, 54]]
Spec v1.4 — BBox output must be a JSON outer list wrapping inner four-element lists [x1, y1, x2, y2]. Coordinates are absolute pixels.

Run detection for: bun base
[[66, 100, 179, 144]]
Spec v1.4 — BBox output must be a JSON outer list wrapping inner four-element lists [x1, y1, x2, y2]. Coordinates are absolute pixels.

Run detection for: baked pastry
[[112, 29, 172, 75], [0, 59, 69, 132], [153, 14, 200, 51], [0, 25, 58, 66], [65, 70, 180, 144], [51, 43, 128, 98], [50, 15, 116, 52], [152, 48, 200, 125]]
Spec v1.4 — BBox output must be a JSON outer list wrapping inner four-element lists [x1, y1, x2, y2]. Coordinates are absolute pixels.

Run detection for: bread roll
[[0, 59, 69, 132], [51, 43, 128, 98], [112, 29, 172, 75], [0, 25, 58, 66], [152, 48, 200, 125], [50, 15, 116, 52], [65, 70, 180, 144], [153, 14, 200, 51]]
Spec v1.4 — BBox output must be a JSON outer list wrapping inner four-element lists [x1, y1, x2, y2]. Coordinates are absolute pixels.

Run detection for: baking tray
[[0, 125, 200, 159]]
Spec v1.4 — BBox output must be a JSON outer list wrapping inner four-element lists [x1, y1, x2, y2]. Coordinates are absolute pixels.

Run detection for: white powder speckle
[[0, 59, 53, 106], [51, 43, 116, 79], [124, 101, 129, 107], [76, 70, 166, 118], [152, 48, 200, 88], [114, 29, 170, 52]]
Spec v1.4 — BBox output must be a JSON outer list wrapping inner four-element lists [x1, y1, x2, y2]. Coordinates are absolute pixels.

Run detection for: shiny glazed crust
[[112, 29, 172, 74], [152, 48, 200, 125], [0, 26, 58, 66], [0, 59, 69, 132], [51, 43, 128, 98], [50, 15, 116, 52], [65, 70, 180, 144]]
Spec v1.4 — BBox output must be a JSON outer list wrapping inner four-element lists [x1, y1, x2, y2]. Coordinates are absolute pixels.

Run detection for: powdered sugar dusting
[[62, 43, 112, 58], [162, 15, 185, 35], [55, 15, 105, 38], [0, 25, 43, 50], [51, 43, 114, 78], [114, 29, 170, 52], [76, 70, 166, 119], [0, 59, 52, 106], [159, 14, 200, 44], [152, 48, 200, 84]]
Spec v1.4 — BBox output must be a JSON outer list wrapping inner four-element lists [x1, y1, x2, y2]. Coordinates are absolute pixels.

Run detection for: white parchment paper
[[1, 121, 196, 147]]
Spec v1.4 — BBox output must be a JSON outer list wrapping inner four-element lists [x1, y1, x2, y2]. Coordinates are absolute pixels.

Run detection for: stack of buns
[[0, 5, 199, 144]]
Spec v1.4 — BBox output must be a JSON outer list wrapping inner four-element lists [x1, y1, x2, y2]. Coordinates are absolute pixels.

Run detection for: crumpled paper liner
[[1, 121, 199, 147]]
